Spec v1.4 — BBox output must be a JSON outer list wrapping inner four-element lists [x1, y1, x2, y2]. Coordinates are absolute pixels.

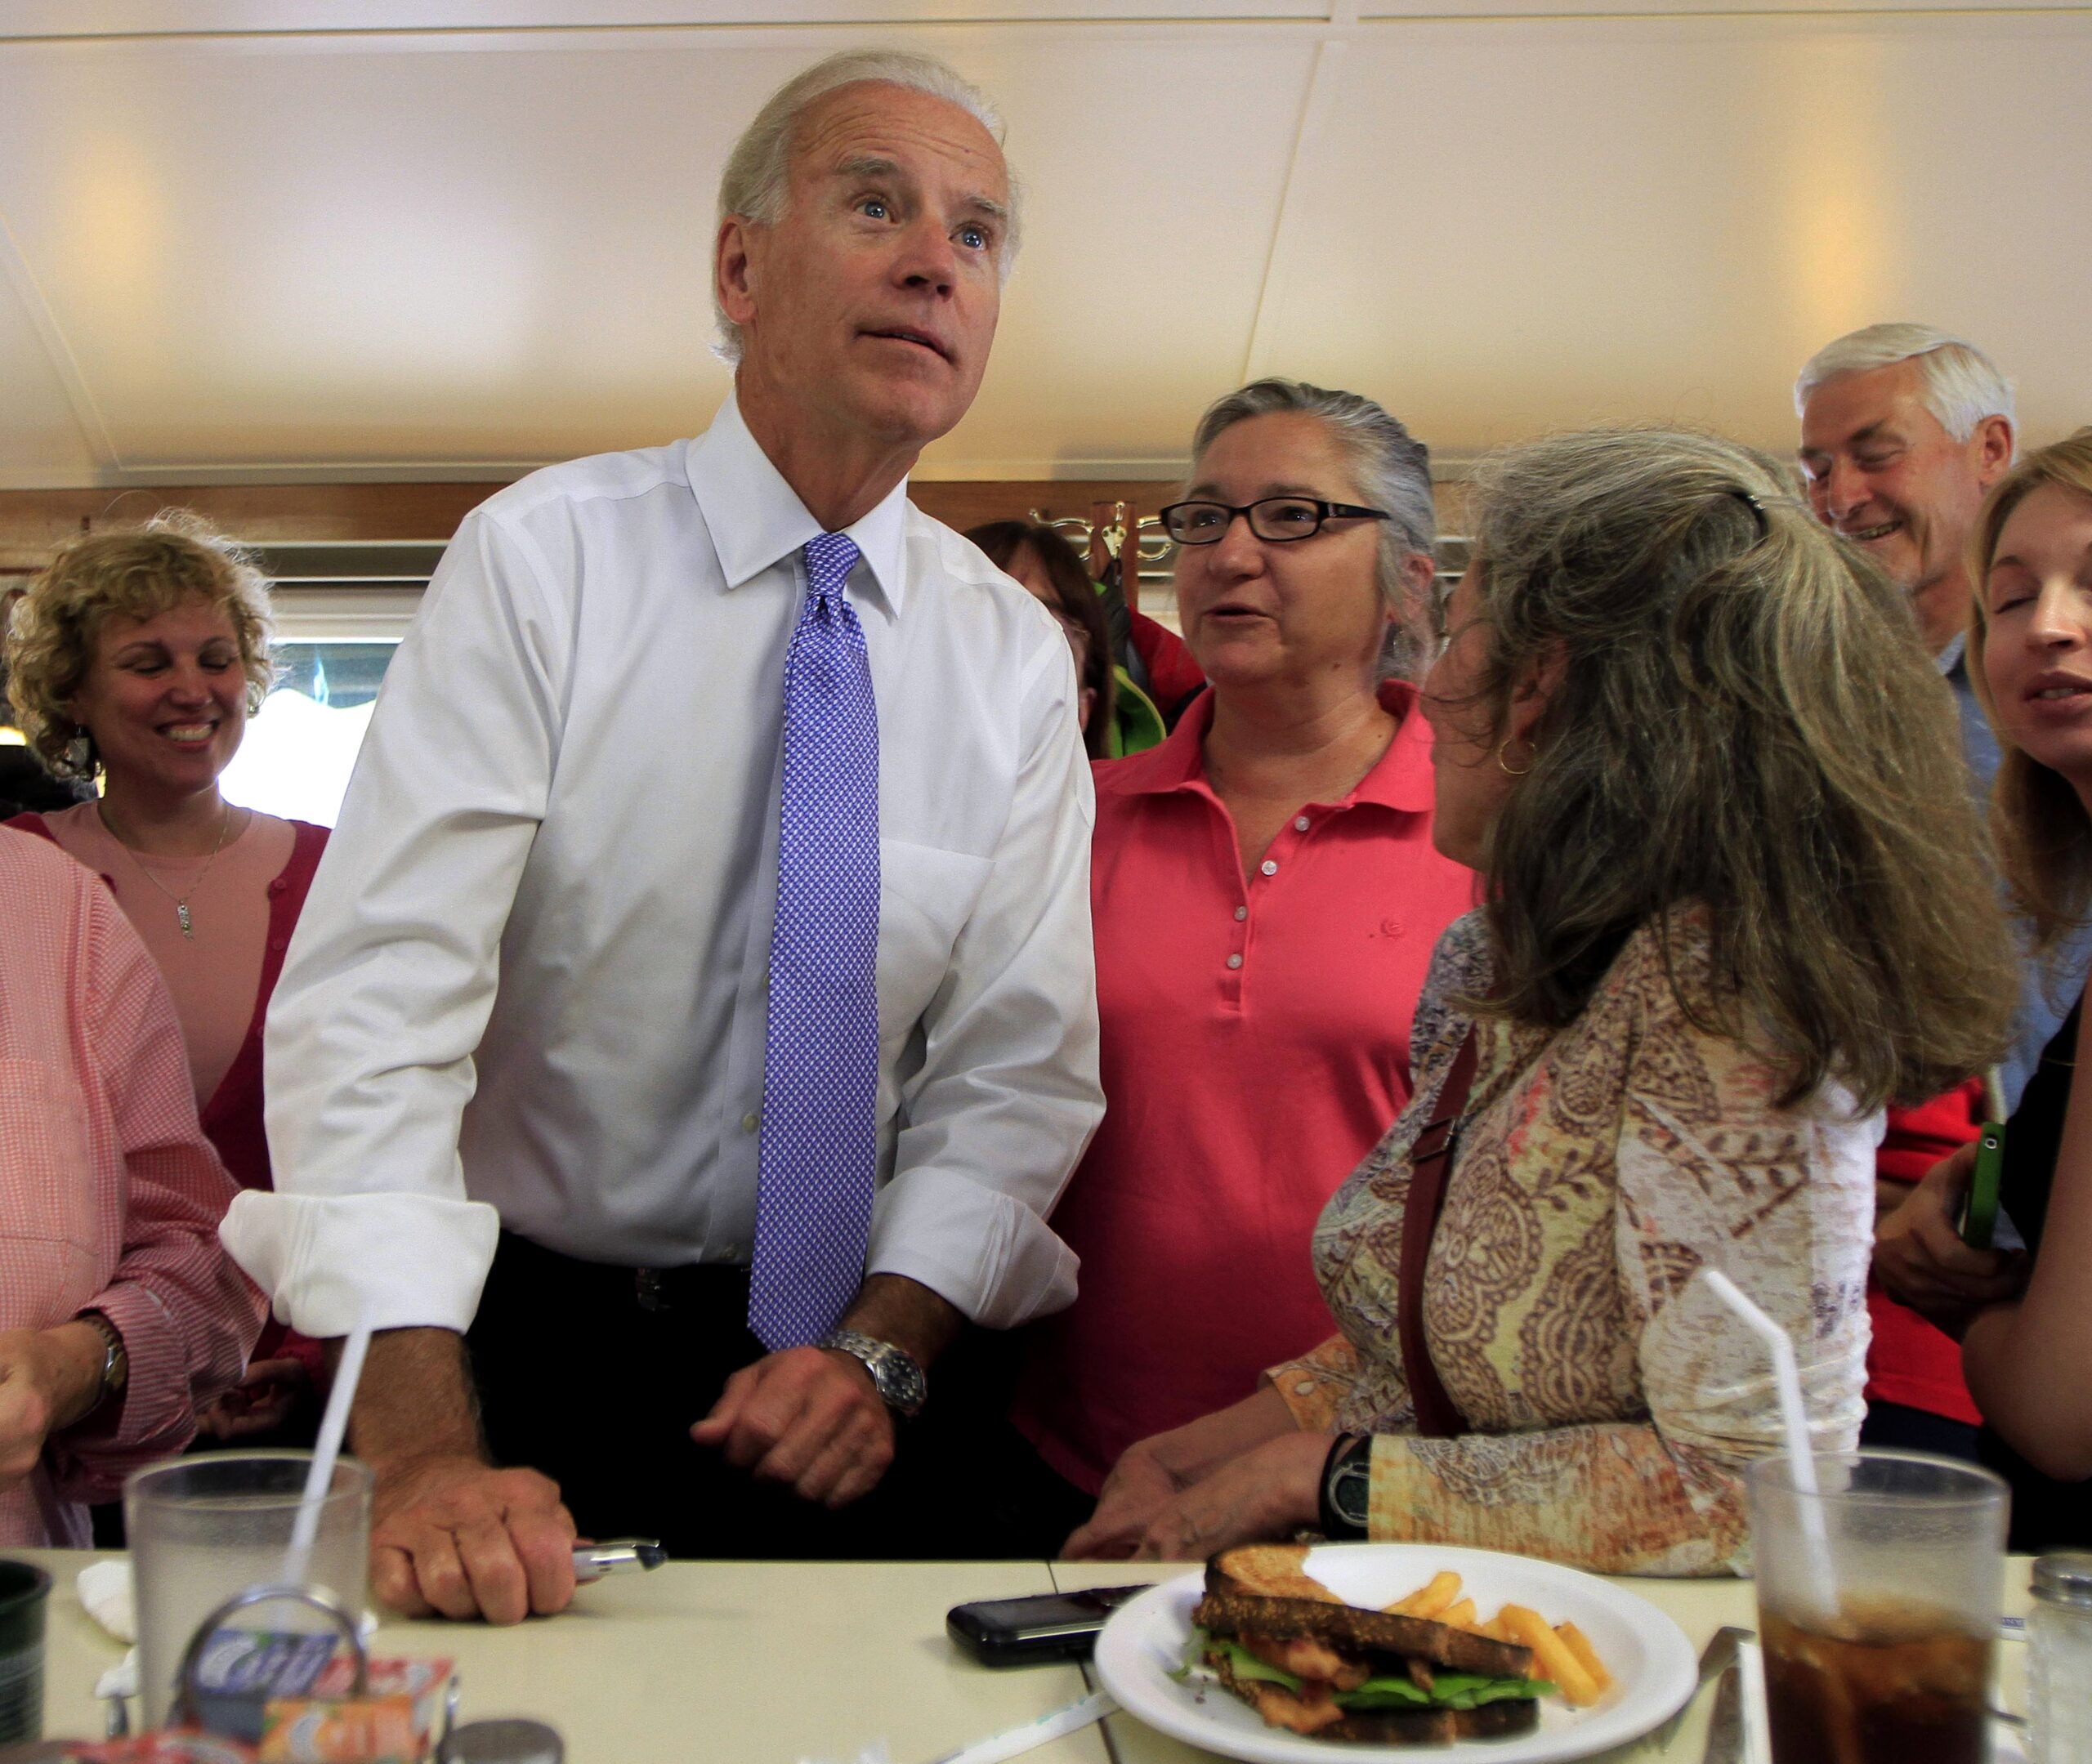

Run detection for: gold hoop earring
[[1495, 738, 1535, 777]]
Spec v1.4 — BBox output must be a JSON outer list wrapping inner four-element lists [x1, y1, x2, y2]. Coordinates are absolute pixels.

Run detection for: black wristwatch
[[818, 1329, 928, 1418], [1319, 1433, 1373, 1539]]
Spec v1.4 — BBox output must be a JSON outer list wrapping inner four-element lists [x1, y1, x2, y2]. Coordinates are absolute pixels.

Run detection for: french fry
[[1554, 1621, 1613, 1695], [1440, 1597, 1477, 1631], [1386, 1570, 1462, 1619], [1500, 1605, 1603, 1707], [1476, 1614, 1513, 1643]]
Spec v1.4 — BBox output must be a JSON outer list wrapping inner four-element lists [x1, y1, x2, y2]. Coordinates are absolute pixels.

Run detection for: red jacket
[[1868, 1078, 1985, 1425]]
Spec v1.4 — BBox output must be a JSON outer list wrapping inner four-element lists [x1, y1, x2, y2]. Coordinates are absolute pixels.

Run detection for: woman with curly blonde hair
[[6, 516, 328, 1441], [1071, 426, 2017, 1574]]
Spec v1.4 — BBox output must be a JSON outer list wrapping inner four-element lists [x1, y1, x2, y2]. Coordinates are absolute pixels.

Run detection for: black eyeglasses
[[1159, 497, 1392, 545]]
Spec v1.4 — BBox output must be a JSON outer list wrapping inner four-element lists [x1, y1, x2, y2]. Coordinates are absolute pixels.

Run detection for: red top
[[1128, 610, 1206, 726], [1012, 682, 1477, 1493], [1867, 1079, 1984, 1427]]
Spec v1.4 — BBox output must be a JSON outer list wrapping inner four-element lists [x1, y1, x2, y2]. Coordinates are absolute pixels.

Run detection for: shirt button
[[268, 938, 286, 953], [1294, 816, 1311, 833], [1234, 905, 1248, 922], [1226, 953, 1244, 970], [1294, 1380, 1316, 1396], [741, 1110, 761, 1133], [1260, 859, 1278, 876]]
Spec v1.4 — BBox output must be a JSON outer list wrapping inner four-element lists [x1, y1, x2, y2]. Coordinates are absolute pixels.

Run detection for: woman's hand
[[1087, 1430, 1333, 1562], [1875, 1142, 2028, 1338], [1066, 1385, 1303, 1559], [196, 1357, 313, 1440], [0, 1322, 108, 1489]]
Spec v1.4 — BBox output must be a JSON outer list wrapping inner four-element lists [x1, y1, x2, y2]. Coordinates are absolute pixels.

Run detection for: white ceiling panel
[[0, 221, 105, 487], [0, 1, 1325, 34], [922, 31, 1316, 476], [1253, 16, 2092, 462], [0, 25, 1315, 479]]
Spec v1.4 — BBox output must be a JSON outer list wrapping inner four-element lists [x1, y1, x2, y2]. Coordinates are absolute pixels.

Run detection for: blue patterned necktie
[[749, 532, 881, 1351]]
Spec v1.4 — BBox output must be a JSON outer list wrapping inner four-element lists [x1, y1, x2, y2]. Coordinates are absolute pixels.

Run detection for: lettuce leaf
[[1189, 1635, 1553, 1710]]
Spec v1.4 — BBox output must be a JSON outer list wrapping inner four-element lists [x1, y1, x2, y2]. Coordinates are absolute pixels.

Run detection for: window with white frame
[[221, 584, 422, 828]]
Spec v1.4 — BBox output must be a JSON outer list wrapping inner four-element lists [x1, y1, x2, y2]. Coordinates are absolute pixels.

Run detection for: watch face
[[872, 1351, 928, 1416]]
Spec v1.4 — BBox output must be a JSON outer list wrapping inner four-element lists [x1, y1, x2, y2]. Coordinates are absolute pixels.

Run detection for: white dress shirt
[[224, 395, 1102, 1339]]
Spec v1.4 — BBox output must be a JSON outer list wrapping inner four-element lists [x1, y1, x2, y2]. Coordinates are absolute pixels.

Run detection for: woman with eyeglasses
[[995, 380, 1477, 1552], [1065, 426, 2014, 1571]]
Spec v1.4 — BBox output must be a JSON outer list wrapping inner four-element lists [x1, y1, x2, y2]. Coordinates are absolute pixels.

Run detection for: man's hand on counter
[[369, 1451, 579, 1624], [351, 1327, 577, 1624]]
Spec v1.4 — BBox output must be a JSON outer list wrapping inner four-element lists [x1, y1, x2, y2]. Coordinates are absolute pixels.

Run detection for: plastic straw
[[1699, 1269, 1837, 1618], [925, 1690, 1118, 1764], [283, 1319, 371, 1588]]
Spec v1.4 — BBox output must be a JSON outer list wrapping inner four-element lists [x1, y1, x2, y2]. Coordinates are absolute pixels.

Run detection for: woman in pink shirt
[[0, 828, 262, 1546], [6, 519, 328, 1439], [1006, 380, 1475, 1544]]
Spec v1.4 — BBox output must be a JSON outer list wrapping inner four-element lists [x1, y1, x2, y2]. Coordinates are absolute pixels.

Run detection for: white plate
[[1091, 1543, 1698, 1764]]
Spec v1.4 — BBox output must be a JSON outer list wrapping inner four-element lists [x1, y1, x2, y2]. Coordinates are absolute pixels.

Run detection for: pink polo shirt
[[1012, 682, 1477, 1494]]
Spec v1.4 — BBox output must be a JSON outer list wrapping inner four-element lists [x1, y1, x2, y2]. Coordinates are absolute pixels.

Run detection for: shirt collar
[[1113, 678, 1437, 813], [1936, 629, 1968, 680], [686, 391, 911, 621]]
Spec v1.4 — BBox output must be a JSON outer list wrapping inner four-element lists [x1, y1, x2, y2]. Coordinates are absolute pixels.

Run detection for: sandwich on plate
[[1182, 1547, 1607, 1744]]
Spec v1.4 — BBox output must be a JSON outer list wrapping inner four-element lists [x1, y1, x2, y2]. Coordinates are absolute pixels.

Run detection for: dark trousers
[[1860, 1399, 1980, 1463], [465, 1230, 1092, 1560]]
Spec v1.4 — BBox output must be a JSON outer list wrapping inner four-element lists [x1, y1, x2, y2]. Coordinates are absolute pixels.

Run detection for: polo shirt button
[[268, 938, 286, 953], [1234, 905, 1248, 922], [1259, 859, 1278, 876], [1226, 953, 1244, 970], [742, 1110, 761, 1133], [1295, 1380, 1316, 1396], [1294, 816, 1311, 832]]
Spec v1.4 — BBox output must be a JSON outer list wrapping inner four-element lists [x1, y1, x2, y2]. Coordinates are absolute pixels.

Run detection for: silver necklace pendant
[[177, 903, 194, 939]]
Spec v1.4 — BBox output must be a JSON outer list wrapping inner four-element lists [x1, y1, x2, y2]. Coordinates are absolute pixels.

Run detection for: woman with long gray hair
[[1002, 380, 1477, 1549], [1069, 426, 2016, 1572]]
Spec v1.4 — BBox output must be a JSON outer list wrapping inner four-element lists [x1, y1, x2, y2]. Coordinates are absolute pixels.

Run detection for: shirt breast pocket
[[878, 838, 995, 1034], [0, 1059, 105, 1326]]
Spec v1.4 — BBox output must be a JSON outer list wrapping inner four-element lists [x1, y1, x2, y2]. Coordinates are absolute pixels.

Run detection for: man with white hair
[[1797, 324, 2092, 1457], [223, 51, 1101, 1620], [1796, 323, 2015, 783]]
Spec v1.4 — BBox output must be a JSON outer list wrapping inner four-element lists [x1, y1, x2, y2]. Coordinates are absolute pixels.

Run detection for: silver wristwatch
[[818, 1329, 928, 1418]]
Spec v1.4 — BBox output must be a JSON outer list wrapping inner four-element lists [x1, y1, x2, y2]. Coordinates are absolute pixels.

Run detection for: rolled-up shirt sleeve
[[865, 629, 1103, 1327], [47, 886, 262, 1505], [223, 511, 560, 1338]]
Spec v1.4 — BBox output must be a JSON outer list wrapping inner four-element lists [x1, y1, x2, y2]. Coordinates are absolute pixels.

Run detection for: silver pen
[[571, 1538, 668, 1582]]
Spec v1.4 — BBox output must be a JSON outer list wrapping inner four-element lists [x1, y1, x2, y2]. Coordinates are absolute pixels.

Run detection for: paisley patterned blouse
[[1268, 909, 1877, 1575]]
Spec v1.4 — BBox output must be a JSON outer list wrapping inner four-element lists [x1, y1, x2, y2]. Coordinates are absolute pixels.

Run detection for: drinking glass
[[0, 1559, 51, 1742], [126, 1452, 370, 1729], [1746, 1449, 2008, 1764]]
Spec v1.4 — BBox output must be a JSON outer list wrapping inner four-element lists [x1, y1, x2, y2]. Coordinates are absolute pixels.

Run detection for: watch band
[[77, 1311, 127, 1415], [817, 1328, 928, 1419], [1319, 1432, 1373, 1540]]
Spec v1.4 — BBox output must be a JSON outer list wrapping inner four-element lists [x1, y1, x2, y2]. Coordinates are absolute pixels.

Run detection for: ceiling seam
[[2, 6, 2087, 41], [1239, 30, 1349, 384], [0, 207, 122, 473]]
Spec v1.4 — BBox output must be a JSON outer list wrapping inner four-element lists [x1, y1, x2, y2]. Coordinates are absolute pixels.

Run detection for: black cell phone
[[946, 1583, 1152, 1666]]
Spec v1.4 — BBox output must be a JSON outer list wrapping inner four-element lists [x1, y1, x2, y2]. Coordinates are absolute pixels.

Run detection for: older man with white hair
[[1796, 323, 2016, 785], [223, 50, 1101, 1620]]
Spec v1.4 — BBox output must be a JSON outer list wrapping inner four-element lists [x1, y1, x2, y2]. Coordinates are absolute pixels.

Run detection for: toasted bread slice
[[1195, 1592, 1535, 1679], [1209, 1649, 1541, 1745], [1204, 1545, 1343, 1603]]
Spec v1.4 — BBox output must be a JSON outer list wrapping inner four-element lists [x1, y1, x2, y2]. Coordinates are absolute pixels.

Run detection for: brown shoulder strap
[[1398, 1026, 1479, 1439]]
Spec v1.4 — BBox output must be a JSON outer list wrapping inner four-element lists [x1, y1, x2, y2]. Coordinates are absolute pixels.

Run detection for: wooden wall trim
[[0, 479, 1188, 571]]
